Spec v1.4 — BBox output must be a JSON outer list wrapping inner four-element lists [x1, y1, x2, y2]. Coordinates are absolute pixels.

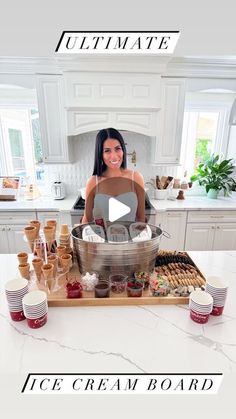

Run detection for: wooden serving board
[[30, 252, 206, 307]]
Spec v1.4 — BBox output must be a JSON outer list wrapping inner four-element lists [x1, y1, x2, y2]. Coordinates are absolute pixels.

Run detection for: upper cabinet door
[[152, 78, 186, 165], [36, 75, 73, 163]]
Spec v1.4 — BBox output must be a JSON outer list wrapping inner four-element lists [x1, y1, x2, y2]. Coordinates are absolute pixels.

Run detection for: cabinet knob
[[2, 227, 5, 231], [211, 226, 215, 229]]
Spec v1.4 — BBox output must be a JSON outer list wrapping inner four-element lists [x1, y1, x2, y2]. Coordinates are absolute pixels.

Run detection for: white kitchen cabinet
[[156, 211, 187, 251], [213, 224, 236, 250], [0, 211, 36, 254], [185, 211, 236, 250], [151, 78, 186, 165], [7, 225, 32, 253], [185, 223, 215, 250], [36, 75, 73, 163]]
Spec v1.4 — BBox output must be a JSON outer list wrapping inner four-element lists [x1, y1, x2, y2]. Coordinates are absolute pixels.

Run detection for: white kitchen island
[[0, 251, 236, 419]]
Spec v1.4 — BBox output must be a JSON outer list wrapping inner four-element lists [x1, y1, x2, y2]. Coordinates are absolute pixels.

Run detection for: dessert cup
[[94, 281, 110, 298]]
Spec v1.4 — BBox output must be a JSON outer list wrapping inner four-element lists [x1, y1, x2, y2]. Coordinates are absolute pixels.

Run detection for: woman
[[82, 127, 145, 224]]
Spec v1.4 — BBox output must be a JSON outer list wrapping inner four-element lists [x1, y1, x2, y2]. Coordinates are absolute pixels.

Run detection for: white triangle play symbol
[[108, 197, 131, 222]]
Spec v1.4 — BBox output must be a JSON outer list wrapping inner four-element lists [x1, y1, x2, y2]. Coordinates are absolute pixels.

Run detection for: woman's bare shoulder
[[86, 175, 97, 186], [85, 176, 97, 195]]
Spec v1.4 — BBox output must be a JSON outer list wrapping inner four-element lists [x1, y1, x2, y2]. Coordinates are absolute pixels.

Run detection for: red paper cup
[[9, 310, 25, 321], [190, 309, 209, 324], [26, 313, 47, 329], [211, 306, 224, 316]]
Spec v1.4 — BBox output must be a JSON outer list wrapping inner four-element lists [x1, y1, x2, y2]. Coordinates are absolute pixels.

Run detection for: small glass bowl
[[66, 280, 83, 298], [94, 280, 110, 298], [109, 274, 127, 294]]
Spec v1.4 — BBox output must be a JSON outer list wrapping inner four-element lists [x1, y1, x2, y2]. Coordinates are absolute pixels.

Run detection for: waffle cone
[[46, 220, 57, 237], [56, 245, 66, 257], [60, 254, 72, 272], [24, 226, 37, 241], [44, 226, 54, 240], [18, 263, 30, 280], [30, 220, 40, 238], [47, 255, 58, 276], [32, 258, 43, 280], [60, 224, 69, 235], [17, 252, 28, 264]]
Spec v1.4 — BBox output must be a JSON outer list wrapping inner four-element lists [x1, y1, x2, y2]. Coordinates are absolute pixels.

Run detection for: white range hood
[[64, 67, 163, 137]]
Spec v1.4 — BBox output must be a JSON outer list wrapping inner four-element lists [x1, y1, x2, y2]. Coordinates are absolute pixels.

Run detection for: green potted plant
[[191, 154, 236, 199]]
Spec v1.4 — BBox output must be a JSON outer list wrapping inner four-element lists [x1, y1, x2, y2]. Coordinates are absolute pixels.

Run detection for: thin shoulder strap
[[132, 170, 135, 191], [96, 175, 99, 193]]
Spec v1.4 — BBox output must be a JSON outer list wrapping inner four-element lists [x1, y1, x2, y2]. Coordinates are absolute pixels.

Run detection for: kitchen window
[[0, 108, 44, 184], [180, 101, 231, 178]]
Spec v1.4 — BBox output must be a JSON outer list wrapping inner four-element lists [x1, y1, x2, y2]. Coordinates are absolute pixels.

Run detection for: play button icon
[[108, 197, 131, 222]]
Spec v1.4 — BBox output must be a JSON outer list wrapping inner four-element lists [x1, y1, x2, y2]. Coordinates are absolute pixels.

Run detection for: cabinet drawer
[[0, 211, 36, 225], [187, 210, 236, 223]]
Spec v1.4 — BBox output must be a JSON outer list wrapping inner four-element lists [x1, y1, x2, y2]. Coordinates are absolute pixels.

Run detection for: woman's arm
[[134, 171, 145, 223], [81, 176, 96, 224]]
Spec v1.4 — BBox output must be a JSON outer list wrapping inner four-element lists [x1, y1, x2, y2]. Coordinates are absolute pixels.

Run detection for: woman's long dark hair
[[92, 128, 127, 176]]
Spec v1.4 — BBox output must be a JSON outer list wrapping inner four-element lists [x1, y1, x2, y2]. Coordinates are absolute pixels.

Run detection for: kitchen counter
[[1, 194, 236, 214], [151, 195, 236, 211], [0, 194, 78, 212], [0, 251, 236, 417]]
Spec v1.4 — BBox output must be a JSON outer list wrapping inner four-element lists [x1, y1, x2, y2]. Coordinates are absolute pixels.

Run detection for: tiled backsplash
[[44, 131, 179, 195]]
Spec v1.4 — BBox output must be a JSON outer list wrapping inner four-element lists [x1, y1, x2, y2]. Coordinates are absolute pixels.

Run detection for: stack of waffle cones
[[18, 252, 30, 280], [59, 224, 72, 255]]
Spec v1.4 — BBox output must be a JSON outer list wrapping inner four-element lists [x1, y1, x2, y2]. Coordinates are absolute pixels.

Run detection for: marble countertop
[[1, 194, 236, 214], [0, 194, 78, 213], [150, 195, 236, 211], [0, 251, 235, 417]]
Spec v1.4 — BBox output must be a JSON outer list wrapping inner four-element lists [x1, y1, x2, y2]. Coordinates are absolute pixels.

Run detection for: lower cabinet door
[[157, 211, 187, 251], [213, 223, 236, 250], [185, 223, 215, 251], [0, 227, 10, 253], [7, 225, 31, 254]]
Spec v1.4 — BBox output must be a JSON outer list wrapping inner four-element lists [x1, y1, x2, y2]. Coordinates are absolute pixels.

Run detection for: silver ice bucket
[[72, 222, 166, 278]]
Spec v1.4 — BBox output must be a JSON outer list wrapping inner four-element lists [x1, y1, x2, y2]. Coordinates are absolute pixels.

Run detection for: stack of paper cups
[[5, 278, 29, 321], [189, 290, 213, 324], [205, 276, 228, 316], [22, 290, 48, 329]]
